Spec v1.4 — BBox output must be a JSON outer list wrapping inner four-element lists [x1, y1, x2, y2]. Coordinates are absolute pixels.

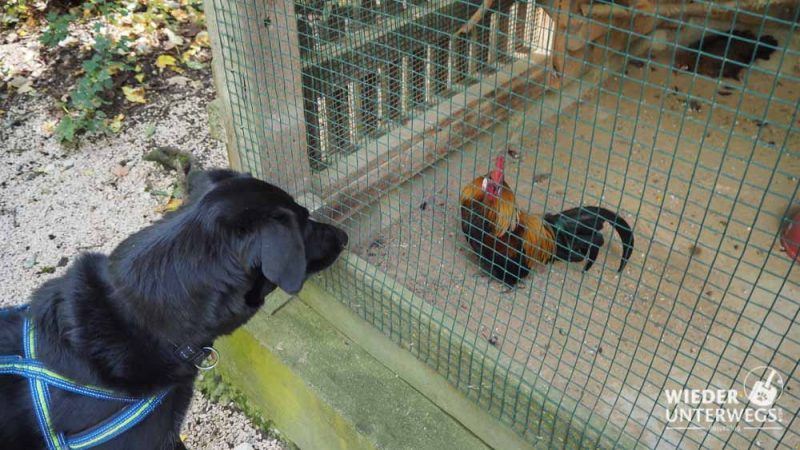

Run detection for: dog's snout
[[335, 228, 349, 249]]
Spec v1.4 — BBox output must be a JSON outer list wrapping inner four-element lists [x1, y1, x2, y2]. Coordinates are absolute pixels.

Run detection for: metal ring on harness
[[195, 346, 219, 371]]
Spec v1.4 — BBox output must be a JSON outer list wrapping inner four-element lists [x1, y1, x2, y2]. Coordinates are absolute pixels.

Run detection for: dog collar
[[173, 343, 219, 370]]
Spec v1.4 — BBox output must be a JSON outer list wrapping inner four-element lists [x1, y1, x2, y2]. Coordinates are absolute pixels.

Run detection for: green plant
[[54, 29, 132, 141], [40, 2, 133, 142], [39, 11, 76, 48], [23, 0, 209, 142]]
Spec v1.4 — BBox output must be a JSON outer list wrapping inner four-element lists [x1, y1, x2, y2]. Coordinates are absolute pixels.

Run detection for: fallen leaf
[[163, 28, 185, 48], [170, 8, 189, 22], [34, 165, 53, 175], [135, 73, 145, 83], [155, 54, 177, 71], [108, 114, 125, 133], [166, 75, 190, 87], [122, 86, 146, 104], [165, 198, 183, 211], [23, 253, 39, 269], [111, 164, 130, 178], [8, 77, 27, 88], [108, 62, 126, 76], [8, 76, 33, 93], [156, 197, 183, 213], [144, 122, 157, 139], [42, 120, 57, 136], [184, 60, 205, 70], [58, 36, 79, 48], [194, 31, 209, 47], [181, 46, 198, 62]]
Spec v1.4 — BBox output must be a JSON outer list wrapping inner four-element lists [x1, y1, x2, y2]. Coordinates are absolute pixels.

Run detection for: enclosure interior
[[209, 0, 800, 448]]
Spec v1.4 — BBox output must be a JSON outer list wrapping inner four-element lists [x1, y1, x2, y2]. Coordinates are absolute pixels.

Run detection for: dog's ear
[[249, 215, 307, 295]]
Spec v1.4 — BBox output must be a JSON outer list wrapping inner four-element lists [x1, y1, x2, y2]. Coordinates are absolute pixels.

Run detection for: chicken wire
[[205, 0, 799, 448]]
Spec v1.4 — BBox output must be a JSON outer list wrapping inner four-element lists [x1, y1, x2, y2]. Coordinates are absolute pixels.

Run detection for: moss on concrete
[[216, 298, 492, 450], [298, 281, 536, 450], [213, 252, 633, 449]]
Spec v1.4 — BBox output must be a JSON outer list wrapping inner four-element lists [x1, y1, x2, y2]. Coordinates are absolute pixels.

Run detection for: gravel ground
[[0, 65, 285, 450]]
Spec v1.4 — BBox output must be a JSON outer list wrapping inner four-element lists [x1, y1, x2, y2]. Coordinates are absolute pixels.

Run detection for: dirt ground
[[0, 39, 285, 449], [352, 28, 799, 449]]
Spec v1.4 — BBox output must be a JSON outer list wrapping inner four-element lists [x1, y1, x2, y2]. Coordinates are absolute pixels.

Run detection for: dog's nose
[[336, 228, 349, 248]]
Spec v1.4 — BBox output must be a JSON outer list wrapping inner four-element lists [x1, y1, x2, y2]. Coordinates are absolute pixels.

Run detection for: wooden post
[[204, 0, 312, 196], [204, 1, 240, 170], [581, 0, 800, 20]]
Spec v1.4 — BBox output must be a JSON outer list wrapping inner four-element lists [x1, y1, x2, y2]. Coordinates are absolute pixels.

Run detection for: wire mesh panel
[[206, 0, 800, 447]]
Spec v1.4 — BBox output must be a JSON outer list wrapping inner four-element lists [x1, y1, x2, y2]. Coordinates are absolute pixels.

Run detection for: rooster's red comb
[[494, 154, 505, 171]]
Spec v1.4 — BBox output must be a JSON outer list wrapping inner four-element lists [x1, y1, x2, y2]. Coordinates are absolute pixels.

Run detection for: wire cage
[[204, 0, 799, 447]]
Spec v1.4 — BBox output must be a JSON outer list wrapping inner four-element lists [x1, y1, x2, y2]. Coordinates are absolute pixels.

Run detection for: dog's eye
[[272, 211, 292, 223]]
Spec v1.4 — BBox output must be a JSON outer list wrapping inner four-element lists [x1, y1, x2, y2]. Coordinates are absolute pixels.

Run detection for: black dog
[[0, 169, 348, 449]]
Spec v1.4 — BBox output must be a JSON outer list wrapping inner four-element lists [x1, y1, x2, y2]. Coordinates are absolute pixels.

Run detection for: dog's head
[[109, 169, 347, 343], [186, 169, 348, 296]]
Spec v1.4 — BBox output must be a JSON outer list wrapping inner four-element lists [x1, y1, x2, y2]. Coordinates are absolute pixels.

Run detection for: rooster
[[460, 155, 634, 286], [676, 29, 778, 80]]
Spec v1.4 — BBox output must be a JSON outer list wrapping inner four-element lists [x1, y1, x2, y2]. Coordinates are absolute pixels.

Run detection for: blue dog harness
[[0, 305, 169, 449]]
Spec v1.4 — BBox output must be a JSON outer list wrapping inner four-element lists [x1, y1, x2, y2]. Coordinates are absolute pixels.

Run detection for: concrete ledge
[[216, 254, 634, 449], [313, 253, 635, 448], [215, 294, 492, 450], [297, 282, 535, 450]]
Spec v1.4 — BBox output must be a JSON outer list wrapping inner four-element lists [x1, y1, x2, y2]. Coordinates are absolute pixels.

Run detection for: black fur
[[0, 169, 348, 449]]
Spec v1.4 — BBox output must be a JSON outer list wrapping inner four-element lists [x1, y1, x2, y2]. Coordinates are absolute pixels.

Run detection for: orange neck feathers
[[519, 211, 555, 266], [461, 177, 519, 237]]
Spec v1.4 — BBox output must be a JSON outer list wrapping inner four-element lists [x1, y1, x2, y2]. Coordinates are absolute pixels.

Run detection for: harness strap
[[24, 316, 67, 450], [0, 304, 28, 316], [0, 306, 169, 450], [0, 358, 140, 402], [66, 392, 169, 449]]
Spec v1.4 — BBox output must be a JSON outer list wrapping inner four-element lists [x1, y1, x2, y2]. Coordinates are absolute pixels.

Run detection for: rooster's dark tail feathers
[[543, 206, 634, 272]]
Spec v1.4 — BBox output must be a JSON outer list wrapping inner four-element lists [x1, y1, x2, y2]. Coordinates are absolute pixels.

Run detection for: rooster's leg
[[496, 280, 526, 294], [472, 272, 507, 292]]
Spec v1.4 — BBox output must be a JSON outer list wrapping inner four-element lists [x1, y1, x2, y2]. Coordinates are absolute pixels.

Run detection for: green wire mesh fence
[[205, 0, 799, 447]]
